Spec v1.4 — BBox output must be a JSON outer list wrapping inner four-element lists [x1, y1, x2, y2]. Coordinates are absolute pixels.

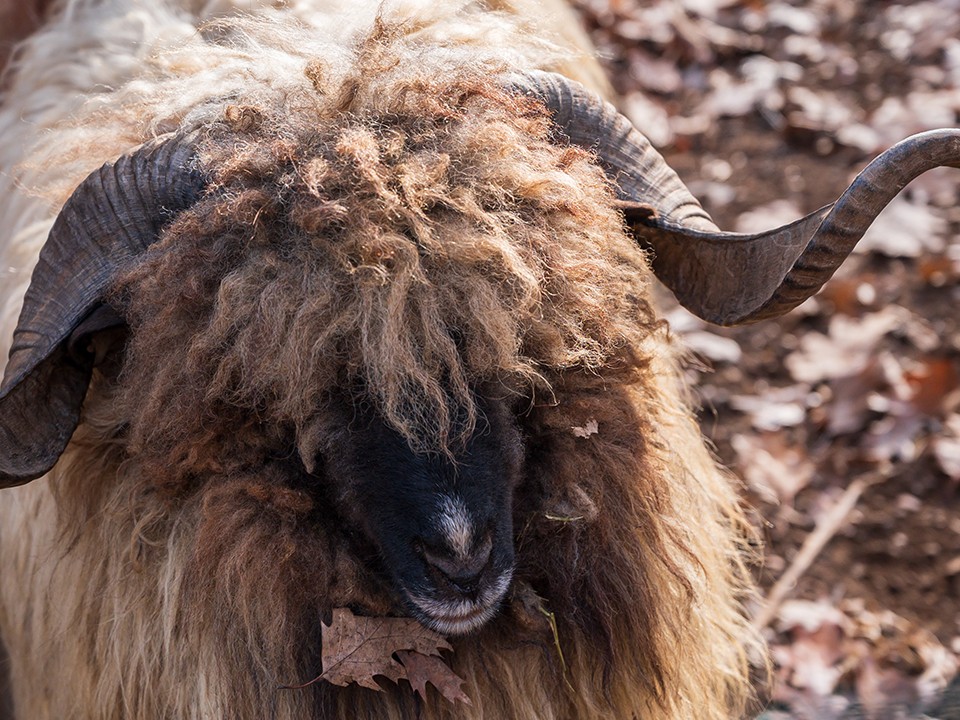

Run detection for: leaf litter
[[572, 0, 960, 716]]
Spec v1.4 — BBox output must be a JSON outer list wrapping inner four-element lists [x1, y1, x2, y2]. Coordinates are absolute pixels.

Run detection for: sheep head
[[1, 71, 958, 640], [0, 79, 637, 637]]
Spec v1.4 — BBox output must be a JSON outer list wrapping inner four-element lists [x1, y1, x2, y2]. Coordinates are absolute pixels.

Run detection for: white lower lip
[[407, 569, 513, 635], [419, 603, 499, 635]]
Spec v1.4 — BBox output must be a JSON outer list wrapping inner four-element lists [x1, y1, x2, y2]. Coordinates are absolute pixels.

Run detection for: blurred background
[[568, 0, 960, 717]]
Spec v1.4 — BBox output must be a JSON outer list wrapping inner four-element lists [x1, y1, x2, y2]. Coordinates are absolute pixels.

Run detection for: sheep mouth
[[405, 568, 513, 635]]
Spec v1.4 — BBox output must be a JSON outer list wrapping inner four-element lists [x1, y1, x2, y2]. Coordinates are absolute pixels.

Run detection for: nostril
[[420, 535, 493, 596], [447, 573, 481, 596]]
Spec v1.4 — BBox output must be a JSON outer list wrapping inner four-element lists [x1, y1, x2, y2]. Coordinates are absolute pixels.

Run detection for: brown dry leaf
[[868, 91, 960, 149], [934, 414, 960, 479], [767, 1, 821, 33], [396, 650, 472, 706], [903, 357, 959, 416], [826, 358, 885, 436], [625, 50, 682, 95], [863, 412, 924, 464], [698, 59, 795, 120], [904, 166, 960, 208], [785, 308, 911, 384], [919, 256, 959, 286], [855, 196, 947, 258], [732, 431, 815, 506], [682, 331, 742, 363], [665, 305, 743, 363], [622, 91, 672, 147], [815, 276, 879, 316], [730, 385, 809, 431], [855, 655, 922, 717], [735, 198, 803, 234], [773, 600, 850, 697], [771, 599, 959, 714], [570, 419, 599, 438], [860, 356, 958, 462], [318, 608, 469, 705], [845, 599, 959, 713], [785, 85, 861, 135]]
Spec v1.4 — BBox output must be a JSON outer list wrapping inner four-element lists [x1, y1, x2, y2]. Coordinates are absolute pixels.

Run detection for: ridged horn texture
[[508, 70, 960, 326], [0, 132, 205, 487]]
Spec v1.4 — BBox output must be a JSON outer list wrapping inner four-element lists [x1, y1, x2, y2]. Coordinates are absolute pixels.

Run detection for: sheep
[[0, 1, 957, 719]]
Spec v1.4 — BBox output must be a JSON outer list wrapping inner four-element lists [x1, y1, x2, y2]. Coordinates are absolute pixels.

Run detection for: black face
[[318, 393, 523, 635]]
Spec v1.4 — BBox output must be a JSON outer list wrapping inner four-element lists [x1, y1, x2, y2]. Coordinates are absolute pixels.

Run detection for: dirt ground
[[571, 0, 960, 716]]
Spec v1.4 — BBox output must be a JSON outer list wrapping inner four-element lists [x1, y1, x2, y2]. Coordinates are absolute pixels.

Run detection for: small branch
[[753, 476, 876, 631]]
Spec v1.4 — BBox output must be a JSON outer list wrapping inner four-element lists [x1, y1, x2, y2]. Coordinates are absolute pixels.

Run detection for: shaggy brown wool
[[114, 70, 658, 472]]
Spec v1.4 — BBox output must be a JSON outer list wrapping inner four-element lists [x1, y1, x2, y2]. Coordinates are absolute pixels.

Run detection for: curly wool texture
[[114, 71, 657, 467]]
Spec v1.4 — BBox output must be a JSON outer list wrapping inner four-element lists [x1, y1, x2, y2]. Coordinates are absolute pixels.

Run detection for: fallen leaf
[[623, 91, 673, 146], [934, 414, 960, 479], [310, 608, 470, 705], [625, 49, 682, 95], [786, 308, 912, 384], [919, 256, 957, 286], [732, 431, 815, 506], [730, 385, 809, 431], [903, 357, 960, 416], [883, 2, 960, 59], [767, 2, 820, 34], [856, 655, 921, 717], [902, 166, 960, 208], [571, 419, 599, 438], [686, 179, 737, 209], [867, 91, 960, 148], [855, 196, 947, 257], [682, 331, 743, 363], [698, 58, 798, 119], [785, 85, 861, 135], [835, 122, 883, 153], [916, 637, 960, 706], [814, 276, 879, 316], [771, 599, 959, 715], [863, 412, 924, 463], [735, 199, 803, 234], [846, 599, 959, 713], [826, 358, 885, 436], [773, 600, 849, 696], [396, 650, 472, 706]]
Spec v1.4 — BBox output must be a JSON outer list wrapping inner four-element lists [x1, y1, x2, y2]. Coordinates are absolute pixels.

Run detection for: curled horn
[[508, 70, 960, 326], [0, 132, 205, 487]]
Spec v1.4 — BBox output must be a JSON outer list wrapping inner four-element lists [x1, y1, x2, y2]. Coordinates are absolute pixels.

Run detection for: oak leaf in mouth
[[285, 607, 471, 705]]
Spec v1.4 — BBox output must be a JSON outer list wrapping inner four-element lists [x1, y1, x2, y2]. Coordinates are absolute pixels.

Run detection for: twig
[[753, 476, 876, 631]]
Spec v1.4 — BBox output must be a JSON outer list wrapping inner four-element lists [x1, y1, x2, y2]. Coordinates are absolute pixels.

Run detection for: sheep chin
[[405, 568, 513, 636]]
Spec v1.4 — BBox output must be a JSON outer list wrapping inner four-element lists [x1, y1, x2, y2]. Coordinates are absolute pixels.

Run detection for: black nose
[[421, 535, 493, 597]]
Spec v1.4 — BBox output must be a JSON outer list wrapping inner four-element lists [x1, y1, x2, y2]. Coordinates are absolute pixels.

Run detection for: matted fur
[[119, 75, 658, 466], [0, 1, 762, 719]]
